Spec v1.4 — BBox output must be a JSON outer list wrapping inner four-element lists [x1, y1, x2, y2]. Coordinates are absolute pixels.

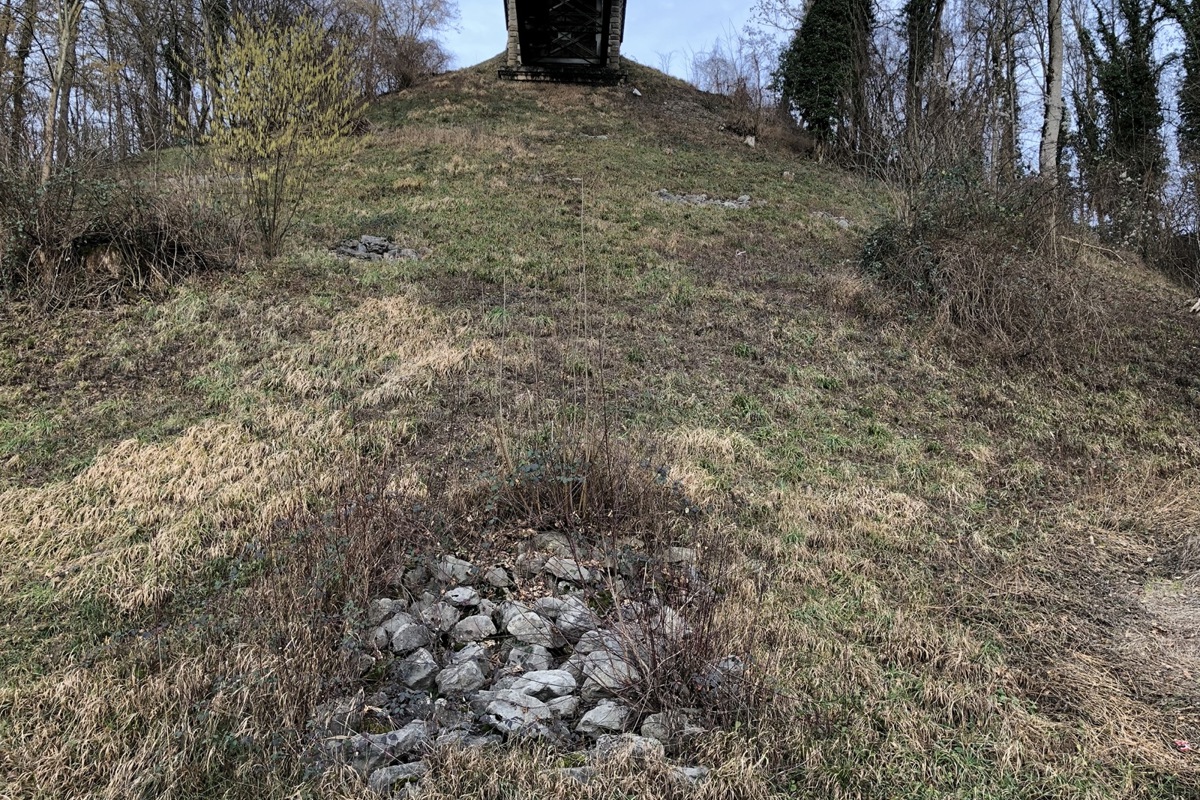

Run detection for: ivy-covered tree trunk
[[1160, 0, 1200, 158], [1076, 0, 1165, 249], [773, 0, 873, 150]]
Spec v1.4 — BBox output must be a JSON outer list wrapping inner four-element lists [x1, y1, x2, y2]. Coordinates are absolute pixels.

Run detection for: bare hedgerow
[[0, 158, 240, 309], [861, 171, 1107, 366]]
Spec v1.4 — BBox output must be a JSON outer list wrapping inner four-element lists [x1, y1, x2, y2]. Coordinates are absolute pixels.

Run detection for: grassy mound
[[1, 59, 1198, 799]]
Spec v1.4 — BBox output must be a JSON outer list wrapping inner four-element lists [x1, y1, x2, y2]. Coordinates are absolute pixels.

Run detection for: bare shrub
[[0, 160, 239, 309], [456, 425, 767, 742], [861, 172, 1105, 365], [756, 104, 821, 156], [323, 0, 458, 97], [687, 27, 777, 138], [1146, 190, 1200, 292], [376, 33, 453, 92]]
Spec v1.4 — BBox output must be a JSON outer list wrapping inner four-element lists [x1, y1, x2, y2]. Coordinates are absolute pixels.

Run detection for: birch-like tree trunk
[[1039, 0, 1064, 184]]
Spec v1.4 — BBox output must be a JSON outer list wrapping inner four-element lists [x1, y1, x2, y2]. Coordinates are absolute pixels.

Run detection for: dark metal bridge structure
[[499, 0, 627, 84]]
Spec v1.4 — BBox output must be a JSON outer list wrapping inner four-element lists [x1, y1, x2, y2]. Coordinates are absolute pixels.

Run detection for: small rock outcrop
[[333, 235, 424, 261], [654, 189, 753, 209], [308, 536, 730, 796]]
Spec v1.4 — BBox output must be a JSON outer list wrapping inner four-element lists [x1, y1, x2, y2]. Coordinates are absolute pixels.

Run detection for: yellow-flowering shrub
[[209, 17, 361, 258]]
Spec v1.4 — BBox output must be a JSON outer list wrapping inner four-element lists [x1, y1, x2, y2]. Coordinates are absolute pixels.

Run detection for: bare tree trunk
[[198, 0, 231, 136], [97, 0, 130, 155], [8, 0, 36, 167], [0, 0, 14, 164], [55, 18, 79, 167], [986, 8, 1002, 185], [42, 0, 85, 185], [1000, 13, 1018, 181], [365, 0, 381, 97], [903, 0, 947, 181], [1039, 0, 1064, 184], [0, 0, 13, 74]]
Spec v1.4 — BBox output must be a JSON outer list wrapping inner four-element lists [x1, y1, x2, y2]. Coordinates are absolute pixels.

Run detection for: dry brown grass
[[661, 426, 764, 507], [411, 736, 776, 800], [5, 57, 1200, 800], [0, 293, 474, 613], [0, 289, 480, 799], [0, 460, 434, 799], [863, 177, 1108, 366], [0, 416, 341, 609], [950, 468, 1200, 783]]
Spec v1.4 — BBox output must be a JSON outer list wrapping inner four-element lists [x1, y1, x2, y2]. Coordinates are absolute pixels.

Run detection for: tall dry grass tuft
[[862, 174, 1106, 366], [481, 427, 695, 547]]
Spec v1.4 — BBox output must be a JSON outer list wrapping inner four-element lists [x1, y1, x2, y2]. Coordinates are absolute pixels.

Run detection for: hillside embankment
[[1, 60, 1198, 799]]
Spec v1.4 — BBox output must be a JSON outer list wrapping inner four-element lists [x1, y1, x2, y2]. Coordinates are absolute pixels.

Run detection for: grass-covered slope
[[1, 59, 1198, 798]]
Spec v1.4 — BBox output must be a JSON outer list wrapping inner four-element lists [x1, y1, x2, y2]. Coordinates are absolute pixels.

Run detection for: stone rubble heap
[[311, 540, 737, 796], [333, 235, 423, 262], [654, 188, 752, 209], [810, 211, 852, 230]]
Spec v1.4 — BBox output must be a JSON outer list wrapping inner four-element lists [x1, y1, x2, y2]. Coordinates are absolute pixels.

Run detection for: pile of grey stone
[[311, 538, 735, 796], [333, 235, 423, 262], [654, 188, 752, 209], [810, 211, 852, 230]]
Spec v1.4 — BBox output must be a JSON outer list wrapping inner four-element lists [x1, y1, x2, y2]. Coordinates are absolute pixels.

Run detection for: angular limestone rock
[[390, 621, 432, 655], [342, 720, 429, 775], [581, 650, 641, 691], [434, 556, 477, 584], [593, 733, 665, 765], [435, 660, 486, 695], [395, 648, 440, 690], [506, 644, 554, 672], [512, 669, 576, 699], [576, 700, 631, 735], [368, 761, 427, 793], [451, 614, 497, 644], [504, 606, 566, 649], [444, 586, 481, 607], [483, 689, 554, 733]]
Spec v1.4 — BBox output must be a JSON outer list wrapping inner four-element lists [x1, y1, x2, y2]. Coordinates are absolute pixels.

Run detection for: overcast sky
[[443, 1, 758, 78]]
